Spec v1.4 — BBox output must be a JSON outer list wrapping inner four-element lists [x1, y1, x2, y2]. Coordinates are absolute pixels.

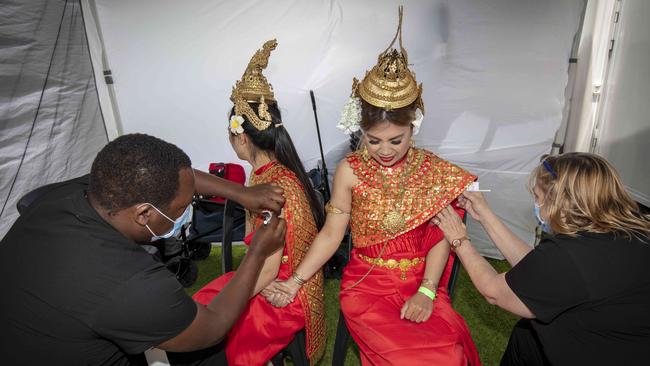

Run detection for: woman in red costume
[[191, 39, 326, 366], [267, 8, 481, 365]]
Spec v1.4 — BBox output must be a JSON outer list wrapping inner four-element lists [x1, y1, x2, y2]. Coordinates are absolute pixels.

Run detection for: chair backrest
[[447, 255, 462, 300], [184, 197, 245, 274], [15, 177, 87, 215], [313, 189, 325, 211], [207, 163, 245, 203], [16, 185, 51, 215], [447, 210, 468, 300], [308, 163, 330, 204], [220, 199, 237, 273]]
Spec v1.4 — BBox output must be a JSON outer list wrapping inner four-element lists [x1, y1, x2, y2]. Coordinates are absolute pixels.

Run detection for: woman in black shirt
[[434, 152, 650, 365]]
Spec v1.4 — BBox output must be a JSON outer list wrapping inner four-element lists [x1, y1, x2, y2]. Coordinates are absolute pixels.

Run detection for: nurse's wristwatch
[[450, 236, 469, 251]]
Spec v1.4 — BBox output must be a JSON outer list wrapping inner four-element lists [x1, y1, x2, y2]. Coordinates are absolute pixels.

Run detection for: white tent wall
[[563, 0, 618, 154], [86, 0, 584, 258], [80, 0, 123, 141], [593, 0, 650, 207], [0, 0, 108, 239], [589, 0, 649, 206], [563, 0, 650, 207]]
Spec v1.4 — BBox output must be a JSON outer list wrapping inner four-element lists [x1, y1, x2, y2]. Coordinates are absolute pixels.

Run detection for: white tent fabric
[[593, 0, 650, 207], [87, 0, 584, 257], [564, 0, 650, 207], [564, 0, 618, 155], [0, 0, 107, 239]]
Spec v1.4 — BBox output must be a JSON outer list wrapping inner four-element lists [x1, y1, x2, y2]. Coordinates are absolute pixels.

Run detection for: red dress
[[340, 148, 481, 365], [192, 162, 325, 366]]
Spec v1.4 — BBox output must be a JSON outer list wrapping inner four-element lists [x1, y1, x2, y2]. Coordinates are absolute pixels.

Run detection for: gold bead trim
[[357, 253, 425, 280]]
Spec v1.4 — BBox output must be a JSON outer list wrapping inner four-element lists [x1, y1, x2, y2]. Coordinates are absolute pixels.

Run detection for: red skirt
[[340, 225, 481, 365], [193, 271, 305, 366]]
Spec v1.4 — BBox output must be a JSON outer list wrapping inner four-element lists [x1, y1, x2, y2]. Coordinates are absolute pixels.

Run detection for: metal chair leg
[[331, 310, 350, 366], [221, 199, 234, 273], [286, 329, 309, 366]]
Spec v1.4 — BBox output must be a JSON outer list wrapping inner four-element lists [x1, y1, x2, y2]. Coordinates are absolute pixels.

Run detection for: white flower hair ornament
[[412, 109, 424, 135], [336, 96, 362, 135], [229, 115, 245, 135], [336, 95, 424, 136]]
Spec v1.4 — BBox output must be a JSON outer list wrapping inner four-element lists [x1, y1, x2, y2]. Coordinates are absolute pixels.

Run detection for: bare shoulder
[[336, 158, 353, 175], [333, 158, 357, 189]]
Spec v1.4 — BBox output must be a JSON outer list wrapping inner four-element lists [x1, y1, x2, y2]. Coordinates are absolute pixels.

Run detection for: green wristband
[[418, 286, 436, 301]]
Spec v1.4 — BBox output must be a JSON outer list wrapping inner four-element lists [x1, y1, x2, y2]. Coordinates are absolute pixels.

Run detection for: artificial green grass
[[186, 247, 517, 366]]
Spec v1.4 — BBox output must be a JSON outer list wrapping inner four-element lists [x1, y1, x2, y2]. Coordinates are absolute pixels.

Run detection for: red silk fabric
[[192, 248, 305, 366], [340, 218, 481, 365]]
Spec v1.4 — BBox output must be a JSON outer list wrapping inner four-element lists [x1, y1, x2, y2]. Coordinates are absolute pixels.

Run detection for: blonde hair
[[530, 152, 650, 240]]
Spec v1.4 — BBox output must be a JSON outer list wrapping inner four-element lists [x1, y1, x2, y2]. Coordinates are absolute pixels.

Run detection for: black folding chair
[[187, 197, 246, 273]]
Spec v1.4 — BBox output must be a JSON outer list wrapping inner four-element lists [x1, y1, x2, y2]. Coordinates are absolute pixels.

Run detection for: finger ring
[[262, 210, 273, 226], [433, 219, 441, 225]]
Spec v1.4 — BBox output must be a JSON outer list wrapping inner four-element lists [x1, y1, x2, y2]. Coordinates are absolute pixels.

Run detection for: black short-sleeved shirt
[[0, 177, 197, 365], [506, 232, 650, 365]]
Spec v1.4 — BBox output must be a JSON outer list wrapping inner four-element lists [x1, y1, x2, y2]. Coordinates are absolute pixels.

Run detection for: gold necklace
[[377, 148, 417, 234], [344, 148, 417, 289]]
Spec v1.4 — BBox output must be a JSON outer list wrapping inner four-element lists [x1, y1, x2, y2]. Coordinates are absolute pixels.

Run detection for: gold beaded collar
[[348, 148, 476, 248]]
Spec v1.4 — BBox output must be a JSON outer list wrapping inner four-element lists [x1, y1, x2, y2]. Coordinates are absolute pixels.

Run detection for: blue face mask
[[533, 202, 551, 233], [144, 203, 193, 242]]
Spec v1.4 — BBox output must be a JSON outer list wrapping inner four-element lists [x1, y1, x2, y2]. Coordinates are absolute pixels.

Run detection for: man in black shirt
[[0, 134, 286, 365]]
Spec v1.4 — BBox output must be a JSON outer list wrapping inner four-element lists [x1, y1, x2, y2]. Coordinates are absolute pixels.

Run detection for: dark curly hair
[[88, 133, 192, 212]]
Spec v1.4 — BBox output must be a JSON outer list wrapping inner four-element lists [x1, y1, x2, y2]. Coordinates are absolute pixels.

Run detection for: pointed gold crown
[[230, 39, 278, 131], [354, 6, 424, 113]]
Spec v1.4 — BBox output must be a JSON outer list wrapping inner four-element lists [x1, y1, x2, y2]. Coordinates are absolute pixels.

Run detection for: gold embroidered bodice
[[347, 148, 476, 248], [247, 161, 325, 364]]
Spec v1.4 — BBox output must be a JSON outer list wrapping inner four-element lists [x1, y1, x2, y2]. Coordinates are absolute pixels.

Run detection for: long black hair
[[229, 103, 325, 230]]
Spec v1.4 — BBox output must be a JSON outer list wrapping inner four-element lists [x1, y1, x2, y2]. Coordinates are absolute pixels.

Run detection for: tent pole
[[553, 0, 589, 156], [80, 0, 123, 140]]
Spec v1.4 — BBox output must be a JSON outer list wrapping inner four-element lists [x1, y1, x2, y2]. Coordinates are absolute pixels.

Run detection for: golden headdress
[[356, 6, 423, 112], [338, 6, 424, 135], [230, 39, 278, 132]]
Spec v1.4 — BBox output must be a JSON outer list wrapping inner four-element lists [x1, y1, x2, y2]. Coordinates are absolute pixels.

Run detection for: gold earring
[[360, 145, 370, 160], [410, 139, 415, 148]]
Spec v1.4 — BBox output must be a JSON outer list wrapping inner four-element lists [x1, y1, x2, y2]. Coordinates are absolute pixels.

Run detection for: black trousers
[[500, 319, 551, 366]]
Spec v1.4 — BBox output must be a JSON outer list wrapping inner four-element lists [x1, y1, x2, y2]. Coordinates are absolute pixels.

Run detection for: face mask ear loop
[[151, 204, 175, 223], [144, 224, 157, 237]]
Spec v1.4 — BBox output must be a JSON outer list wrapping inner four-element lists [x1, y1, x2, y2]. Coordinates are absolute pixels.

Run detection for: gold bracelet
[[292, 272, 306, 286], [325, 202, 350, 215], [421, 278, 436, 288]]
